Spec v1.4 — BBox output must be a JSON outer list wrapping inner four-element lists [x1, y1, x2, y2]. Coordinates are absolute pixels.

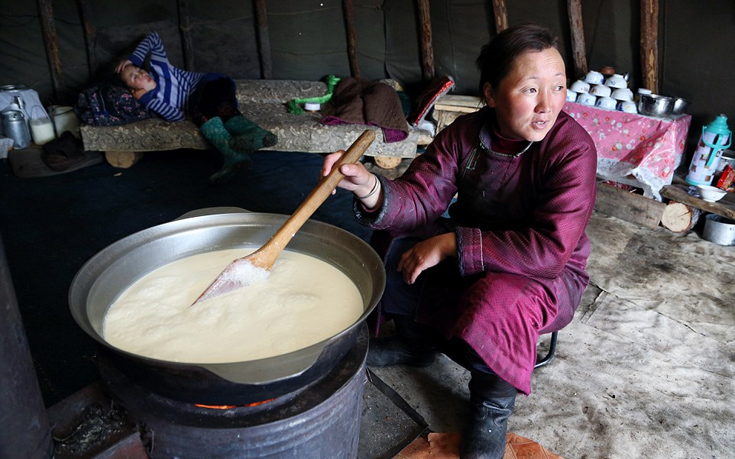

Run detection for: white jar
[[50, 106, 80, 137], [29, 117, 56, 145]]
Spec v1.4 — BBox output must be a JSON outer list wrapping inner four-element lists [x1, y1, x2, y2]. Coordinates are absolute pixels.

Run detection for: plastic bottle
[[685, 114, 731, 186]]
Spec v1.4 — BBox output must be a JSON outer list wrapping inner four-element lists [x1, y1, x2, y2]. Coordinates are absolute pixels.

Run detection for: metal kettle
[[1, 109, 31, 150]]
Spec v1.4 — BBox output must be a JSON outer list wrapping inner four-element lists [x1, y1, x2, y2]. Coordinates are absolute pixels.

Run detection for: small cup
[[589, 84, 612, 98], [566, 89, 578, 102], [584, 70, 604, 85], [596, 96, 617, 110], [577, 92, 597, 106], [570, 80, 590, 94]]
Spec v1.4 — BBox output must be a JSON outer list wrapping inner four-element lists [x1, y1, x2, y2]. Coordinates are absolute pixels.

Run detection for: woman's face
[[120, 64, 157, 92], [483, 47, 566, 142]]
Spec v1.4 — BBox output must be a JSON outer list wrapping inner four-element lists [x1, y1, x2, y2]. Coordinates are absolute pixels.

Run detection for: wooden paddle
[[192, 129, 377, 305]]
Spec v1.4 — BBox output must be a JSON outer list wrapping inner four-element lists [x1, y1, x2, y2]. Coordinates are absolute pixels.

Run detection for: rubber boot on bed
[[460, 370, 517, 459], [224, 115, 278, 154], [200, 117, 251, 183], [366, 316, 438, 368]]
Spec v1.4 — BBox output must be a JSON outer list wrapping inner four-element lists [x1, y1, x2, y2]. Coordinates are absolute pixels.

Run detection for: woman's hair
[[476, 23, 562, 93]]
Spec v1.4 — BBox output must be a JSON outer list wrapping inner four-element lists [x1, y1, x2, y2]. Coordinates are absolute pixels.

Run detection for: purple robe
[[357, 107, 597, 394]]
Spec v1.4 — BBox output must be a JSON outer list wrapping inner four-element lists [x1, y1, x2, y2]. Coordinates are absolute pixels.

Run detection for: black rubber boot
[[460, 370, 518, 459], [366, 316, 438, 368]]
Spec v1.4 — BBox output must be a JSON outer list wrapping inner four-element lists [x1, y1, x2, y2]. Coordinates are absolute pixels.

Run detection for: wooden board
[[594, 181, 667, 229], [660, 184, 735, 220]]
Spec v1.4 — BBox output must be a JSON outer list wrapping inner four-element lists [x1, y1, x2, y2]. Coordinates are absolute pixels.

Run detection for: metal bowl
[[69, 212, 386, 404], [637, 94, 674, 117], [670, 97, 690, 115]]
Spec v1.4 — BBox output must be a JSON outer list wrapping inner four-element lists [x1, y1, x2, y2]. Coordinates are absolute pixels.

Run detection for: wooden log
[[594, 181, 666, 229], [640, 0, 659, 92], [491, 0, 508, 33], [416, 0, 435, 81], [343, 0, 361, 79], [105, 151, 144, 169], [37, 0, 64, 99], [177, 0, 196, 71], [567, 0, 588, 78], [77, 0, 98, 78], [660, 201, 701, 233], [254, 0, 272, 79], [374, 156, 402, 170]]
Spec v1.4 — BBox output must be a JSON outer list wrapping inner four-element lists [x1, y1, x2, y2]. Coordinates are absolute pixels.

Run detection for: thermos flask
[[1, 109, 32, 150], [685, 114, 732, 186]]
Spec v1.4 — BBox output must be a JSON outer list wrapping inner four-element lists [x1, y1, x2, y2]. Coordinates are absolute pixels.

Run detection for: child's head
[[118, 63, 156, 93]]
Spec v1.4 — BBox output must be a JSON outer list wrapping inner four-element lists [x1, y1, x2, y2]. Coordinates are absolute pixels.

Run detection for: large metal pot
[[69, 212, 385, 405]]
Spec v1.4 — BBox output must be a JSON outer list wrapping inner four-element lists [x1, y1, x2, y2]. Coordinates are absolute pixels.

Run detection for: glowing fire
[[195, 399, 275, 410]]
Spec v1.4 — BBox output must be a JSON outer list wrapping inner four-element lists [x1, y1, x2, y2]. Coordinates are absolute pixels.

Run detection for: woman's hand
[[321, 151, 382, 208], [398, 233, 456, 284], [115, 59, 132, 74]]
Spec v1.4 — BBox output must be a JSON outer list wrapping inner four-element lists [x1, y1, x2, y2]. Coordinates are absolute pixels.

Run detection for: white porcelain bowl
[[584, 70, 604, 85], [570, 80, 590, 94], [611, 88, 634, 101], [697, 185, 728, 202], [589, 84, 612, 97]]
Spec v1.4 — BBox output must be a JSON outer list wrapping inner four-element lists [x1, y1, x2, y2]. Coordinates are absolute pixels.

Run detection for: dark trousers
[[381, 236, 495, 375], [189, 74, 240, 126]]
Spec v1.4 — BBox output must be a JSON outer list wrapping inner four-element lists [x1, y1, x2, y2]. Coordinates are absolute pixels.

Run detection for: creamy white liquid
[[103, 248, 363, 363]]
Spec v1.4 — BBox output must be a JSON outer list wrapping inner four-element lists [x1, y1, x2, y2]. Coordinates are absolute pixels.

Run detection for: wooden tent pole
[[254, 0, 272, 79], [416, 0, 435, 81], [37, 0, 63, 99], [343, 0, 361, 79], [641, 0, 659, 92], [177, 0, 195, 71], [567, 0, 588, 78], [491, 0, 508, 33], [76, 0, 97, 78]]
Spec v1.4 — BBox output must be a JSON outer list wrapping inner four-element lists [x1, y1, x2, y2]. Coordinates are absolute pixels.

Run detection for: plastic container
[[29, 117, 55, 145], [686, 114, 731, 186]]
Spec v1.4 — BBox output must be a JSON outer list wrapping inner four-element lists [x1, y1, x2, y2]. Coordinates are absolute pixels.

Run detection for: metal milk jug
[[1, 109, 31, 150], [686, 114, 732, 186]]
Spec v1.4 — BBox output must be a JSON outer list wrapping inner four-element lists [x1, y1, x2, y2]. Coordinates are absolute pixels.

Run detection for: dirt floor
[[371, 209, 735, 459]]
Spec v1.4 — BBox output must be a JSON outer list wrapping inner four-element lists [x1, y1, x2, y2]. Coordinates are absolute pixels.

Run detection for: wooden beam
[[37, 0, 63, 99], [416, 0, 434, 81], [177, 0, 195, 71], [594, 181, 666, 229], [640, 0, 659, 92], [567, 0, 588, 78], [76, 0, 97, 78], [491, 0, 508, 33], [343, 0, 361, 79], [254, 0, 272, 79]]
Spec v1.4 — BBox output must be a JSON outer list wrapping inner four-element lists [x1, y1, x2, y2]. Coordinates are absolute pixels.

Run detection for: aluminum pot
[[69, 212, 385, 405]]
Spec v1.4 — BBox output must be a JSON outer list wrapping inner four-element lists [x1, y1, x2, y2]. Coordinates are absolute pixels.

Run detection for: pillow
[[408, 76, 455, 127]]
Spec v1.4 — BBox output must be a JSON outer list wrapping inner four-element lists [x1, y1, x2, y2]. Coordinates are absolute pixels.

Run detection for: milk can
[[685, 114, 731, 186], [1, 110, 31, 150]]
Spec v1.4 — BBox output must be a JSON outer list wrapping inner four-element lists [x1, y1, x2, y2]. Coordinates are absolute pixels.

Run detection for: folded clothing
[[321, 77, 409, 143]]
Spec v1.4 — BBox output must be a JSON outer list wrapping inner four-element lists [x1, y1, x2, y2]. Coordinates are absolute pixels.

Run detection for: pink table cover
[[563, 102, 692, 200]]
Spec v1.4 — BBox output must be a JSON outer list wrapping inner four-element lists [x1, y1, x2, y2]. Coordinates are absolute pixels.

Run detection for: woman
[[322, 24, 597, 458], [116, 32, 276, 182]]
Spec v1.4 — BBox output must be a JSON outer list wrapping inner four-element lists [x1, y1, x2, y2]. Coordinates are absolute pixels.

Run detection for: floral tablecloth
[[563, 102, 692, 200]]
